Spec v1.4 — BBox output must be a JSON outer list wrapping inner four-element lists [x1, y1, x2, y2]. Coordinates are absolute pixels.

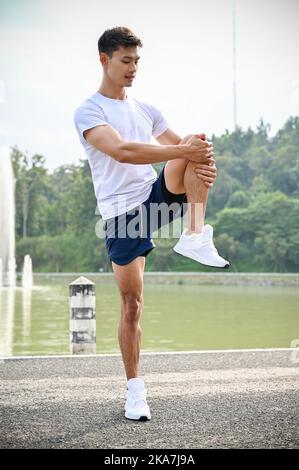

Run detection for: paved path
[[0, 350, 298, 449]]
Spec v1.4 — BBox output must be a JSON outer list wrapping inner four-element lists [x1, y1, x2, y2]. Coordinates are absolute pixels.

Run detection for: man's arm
[[84, 125, 212, 165], [155, 128, 182, 146]]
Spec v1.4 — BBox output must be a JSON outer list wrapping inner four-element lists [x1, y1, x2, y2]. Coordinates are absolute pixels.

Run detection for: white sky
[[1, 0, 299, 171]]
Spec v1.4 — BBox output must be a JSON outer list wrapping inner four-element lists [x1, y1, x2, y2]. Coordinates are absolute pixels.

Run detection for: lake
[[0, 273, 298, 356]]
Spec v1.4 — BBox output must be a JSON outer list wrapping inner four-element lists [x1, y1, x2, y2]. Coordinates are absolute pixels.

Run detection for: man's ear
[[99, 52, 108, 66]]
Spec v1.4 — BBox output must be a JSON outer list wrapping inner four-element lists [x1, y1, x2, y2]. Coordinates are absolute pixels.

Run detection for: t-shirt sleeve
[[150, 104, 169, 138], [73, 103, 108, 143]]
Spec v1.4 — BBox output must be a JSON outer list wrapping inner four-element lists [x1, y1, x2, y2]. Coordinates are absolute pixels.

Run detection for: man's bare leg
[[183, 161, 208, 234], [112, 256, 145, 380], [112, 255, 151, 420]]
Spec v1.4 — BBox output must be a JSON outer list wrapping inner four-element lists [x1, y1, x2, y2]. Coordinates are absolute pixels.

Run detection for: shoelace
[[128, 391, 147, 405]]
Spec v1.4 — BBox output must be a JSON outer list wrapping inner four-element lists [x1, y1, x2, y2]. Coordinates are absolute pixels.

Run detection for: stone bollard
[[69, 276, 96, 354]]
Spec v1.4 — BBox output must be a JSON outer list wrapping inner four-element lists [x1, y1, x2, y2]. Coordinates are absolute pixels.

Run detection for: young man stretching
[[74, 27, 229, 421]]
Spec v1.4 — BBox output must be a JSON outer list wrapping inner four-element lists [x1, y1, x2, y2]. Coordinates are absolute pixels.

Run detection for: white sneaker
[[124, 378, 151, 421], [173, 224, 230, 268]]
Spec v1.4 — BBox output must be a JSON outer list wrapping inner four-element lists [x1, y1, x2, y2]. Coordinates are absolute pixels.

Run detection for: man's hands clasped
[[186, 133, 217, 189]]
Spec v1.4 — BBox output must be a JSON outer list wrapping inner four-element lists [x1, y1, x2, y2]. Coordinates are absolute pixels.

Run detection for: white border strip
[[0, 347, 297, 361]]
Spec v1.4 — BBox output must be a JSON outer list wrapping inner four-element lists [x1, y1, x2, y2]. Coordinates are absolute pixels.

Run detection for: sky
[[1, 0, 299, 171]]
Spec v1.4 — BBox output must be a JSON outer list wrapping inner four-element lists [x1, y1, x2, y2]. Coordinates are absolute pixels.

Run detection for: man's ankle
[[186, 229, 202, 235]]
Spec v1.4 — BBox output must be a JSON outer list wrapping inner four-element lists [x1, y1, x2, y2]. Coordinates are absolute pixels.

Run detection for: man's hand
[[194, 158, 217, 189], [185, 133, 217, 189], [185, 134, 214, 164]]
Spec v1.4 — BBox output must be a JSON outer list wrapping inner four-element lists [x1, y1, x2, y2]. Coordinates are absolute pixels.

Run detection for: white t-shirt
[[73, 91, 169, 220]]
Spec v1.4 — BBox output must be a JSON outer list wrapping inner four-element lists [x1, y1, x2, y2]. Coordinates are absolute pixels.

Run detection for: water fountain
[[0, 147, 16, 286], [0, 258, 2, 288], [8, 257, 16, 288], [22, 254, 33, 289], [0, 148, 34, 356]]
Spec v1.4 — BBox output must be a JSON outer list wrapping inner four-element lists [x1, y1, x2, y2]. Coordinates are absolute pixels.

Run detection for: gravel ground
[[0, 349, 298, 449]]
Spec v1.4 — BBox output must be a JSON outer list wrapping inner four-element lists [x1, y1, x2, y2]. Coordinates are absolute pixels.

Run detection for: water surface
[[0, 275, 298, 356]]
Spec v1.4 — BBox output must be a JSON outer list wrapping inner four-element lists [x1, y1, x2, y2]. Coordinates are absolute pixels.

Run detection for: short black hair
[[98, 26, 143, 57]]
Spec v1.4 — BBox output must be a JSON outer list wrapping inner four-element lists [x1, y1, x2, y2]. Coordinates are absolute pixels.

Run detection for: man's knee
[[121, 292, 143, 323]]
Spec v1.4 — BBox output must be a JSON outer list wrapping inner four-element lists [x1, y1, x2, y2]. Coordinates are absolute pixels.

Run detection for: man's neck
[[98, 81, 127, 100]]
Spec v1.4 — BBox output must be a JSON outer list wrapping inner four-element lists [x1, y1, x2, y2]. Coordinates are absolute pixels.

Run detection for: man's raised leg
[[163, 133, 213, 235], [169, 148, 230, 268], [173, 162, 230, 268]]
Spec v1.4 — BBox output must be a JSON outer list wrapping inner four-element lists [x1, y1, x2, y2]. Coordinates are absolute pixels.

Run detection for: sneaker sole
[[125, 412, 151, 421], [173, 246, 230, 269]]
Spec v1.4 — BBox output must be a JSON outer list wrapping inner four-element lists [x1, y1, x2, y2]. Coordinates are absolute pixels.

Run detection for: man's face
[[101, 46, 140, 88]]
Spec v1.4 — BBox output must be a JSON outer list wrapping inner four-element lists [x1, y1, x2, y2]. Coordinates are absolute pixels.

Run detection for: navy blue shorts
[[104, 165, 187, 265]]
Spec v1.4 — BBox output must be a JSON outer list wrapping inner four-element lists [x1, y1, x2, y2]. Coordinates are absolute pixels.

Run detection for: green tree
[[11, 146, 50, 239], [227, 190, 251, 208]]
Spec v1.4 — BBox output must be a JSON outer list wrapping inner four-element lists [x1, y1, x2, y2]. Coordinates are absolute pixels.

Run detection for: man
[[74, 26, 229, 422]]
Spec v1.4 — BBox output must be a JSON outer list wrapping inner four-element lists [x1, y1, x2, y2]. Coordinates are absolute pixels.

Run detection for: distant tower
[[232, 0, 238, 129]]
